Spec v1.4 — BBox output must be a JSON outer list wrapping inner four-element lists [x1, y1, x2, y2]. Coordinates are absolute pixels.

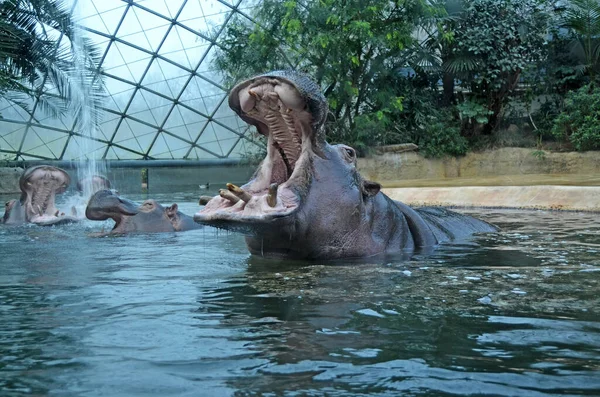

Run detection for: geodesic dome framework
[[0, 0, 264, 161]]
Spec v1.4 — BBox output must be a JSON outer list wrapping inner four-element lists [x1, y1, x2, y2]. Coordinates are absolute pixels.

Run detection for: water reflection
[[1, 201, 599, 396]]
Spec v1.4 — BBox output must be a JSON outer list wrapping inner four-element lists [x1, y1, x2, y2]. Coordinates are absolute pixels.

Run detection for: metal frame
[[0, 0, 265, 162]]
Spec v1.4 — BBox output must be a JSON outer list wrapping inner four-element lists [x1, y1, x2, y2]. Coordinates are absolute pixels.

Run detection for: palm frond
[[444, 56, 479, 74]]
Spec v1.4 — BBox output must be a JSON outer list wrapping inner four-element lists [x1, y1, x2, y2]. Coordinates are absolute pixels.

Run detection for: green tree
[[560, 0, 600, 81], [552, 84, 600, 150], [0, 0, 104, 124], [214, 0, 447, 152], [446, 0, 551, 135]]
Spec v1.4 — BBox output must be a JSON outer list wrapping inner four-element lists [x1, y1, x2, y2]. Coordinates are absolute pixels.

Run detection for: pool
[[1, 190, 599, 396]]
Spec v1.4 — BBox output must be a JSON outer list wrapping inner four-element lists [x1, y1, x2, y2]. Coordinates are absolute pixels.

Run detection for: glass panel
[[91, 0, 126, 15], [148, 132, 190, 158], [0, 124, 26, 151], [134, 0, 171, 19], [96, 6, 128, 36], [21, 127, 64, 159]]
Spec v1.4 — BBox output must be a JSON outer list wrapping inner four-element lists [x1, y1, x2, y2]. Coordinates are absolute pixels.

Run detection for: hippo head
[[86, 190, 179, 233], [195, 71, 384, 258], [77, 175, 111, 195], [19, 165, 70, 222], [86, 189, 139, 224], [2, 199, 24, 224]]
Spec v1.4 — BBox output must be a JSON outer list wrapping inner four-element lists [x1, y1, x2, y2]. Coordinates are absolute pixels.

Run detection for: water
[[67, 5, 107, 197], [1, 191, 599, 396]]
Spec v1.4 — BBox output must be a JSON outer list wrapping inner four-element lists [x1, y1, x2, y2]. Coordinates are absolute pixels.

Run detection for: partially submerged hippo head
[[3, 199, 25, 224], [195, 71, 497, 259], [86, 190, 200, 234], [2, 165, 77, 226], [77, 175, 111, 195]]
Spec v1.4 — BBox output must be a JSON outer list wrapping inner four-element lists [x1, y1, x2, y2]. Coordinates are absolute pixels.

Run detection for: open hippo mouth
[[20, 165, 71, 223], [194, 71, 327, 232]]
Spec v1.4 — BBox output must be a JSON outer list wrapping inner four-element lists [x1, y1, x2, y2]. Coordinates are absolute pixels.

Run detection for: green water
[[1, 191, 599, 396]]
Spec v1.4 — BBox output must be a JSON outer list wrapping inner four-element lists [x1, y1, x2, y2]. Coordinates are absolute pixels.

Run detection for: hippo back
[[415, 207, 498, 243]]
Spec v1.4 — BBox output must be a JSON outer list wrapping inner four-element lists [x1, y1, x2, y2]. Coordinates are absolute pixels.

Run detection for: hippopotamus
[[1, 165, 78, 226], [86, 189, 201, 234], [194, 71, 497, 259]]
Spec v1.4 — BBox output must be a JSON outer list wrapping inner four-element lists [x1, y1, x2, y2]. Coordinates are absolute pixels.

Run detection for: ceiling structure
[[0, 0, 264, 161]]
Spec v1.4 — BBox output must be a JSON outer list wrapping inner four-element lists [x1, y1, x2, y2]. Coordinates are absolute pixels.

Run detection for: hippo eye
[[344, 147, 355, 158]]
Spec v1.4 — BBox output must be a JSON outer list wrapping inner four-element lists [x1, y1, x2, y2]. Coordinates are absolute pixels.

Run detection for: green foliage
[[419, 114, 468, 158], [448, 0, 551, 133], [560, 0, 600, 81], [457, 100, 493, 125], [551, 84, 600, 150], [213, 0, 600, 157], [0, 0, 105, 125], [214, 0, 446, 150]]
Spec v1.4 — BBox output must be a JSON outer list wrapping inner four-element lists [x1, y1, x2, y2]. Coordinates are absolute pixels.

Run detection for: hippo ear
[[166, 203, 178, 218], [362, 180, 381, 197]]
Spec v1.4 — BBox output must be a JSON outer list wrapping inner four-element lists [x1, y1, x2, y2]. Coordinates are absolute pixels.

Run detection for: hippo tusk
[[266, 183, 278, 207], [71, 206, 78, 217], [219, 189, 241, 204], [54, 210, 59, 217], [226, 183, 252, 203]]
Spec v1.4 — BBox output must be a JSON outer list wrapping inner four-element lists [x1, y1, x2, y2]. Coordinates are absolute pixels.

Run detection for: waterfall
[[68, 2, 107, 201]]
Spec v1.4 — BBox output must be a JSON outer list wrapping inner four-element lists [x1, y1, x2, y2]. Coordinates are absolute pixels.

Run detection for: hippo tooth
[[54, 210, 59, 217], [239, 89, 256, 113], [219, 189, 241, 204], [71, 206, 77, 217], [226, 183, 252, 203], [267, 183, 278, 207]]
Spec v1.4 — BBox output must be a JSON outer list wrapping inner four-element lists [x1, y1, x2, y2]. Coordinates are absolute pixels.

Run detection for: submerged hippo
[[86, 189, 201, 234], [194, 71, 497, 259], [2, 165, 78, 226], [77, 175, 111, 194]]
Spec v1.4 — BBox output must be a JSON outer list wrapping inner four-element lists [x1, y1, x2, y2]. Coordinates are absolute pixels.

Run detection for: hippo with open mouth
[[194, 71, 497, 259], [2, 165, 78, 226], [86, 189, 201, 234]]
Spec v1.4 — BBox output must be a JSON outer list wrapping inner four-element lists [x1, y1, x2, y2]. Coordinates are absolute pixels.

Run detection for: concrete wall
[[358, 147, 600, 185], [0, 168, 22, 194], [0, 165, 257, 196]]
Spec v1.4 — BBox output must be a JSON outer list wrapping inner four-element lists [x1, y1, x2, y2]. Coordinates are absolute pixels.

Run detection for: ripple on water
[[1, 205, 599, 396]]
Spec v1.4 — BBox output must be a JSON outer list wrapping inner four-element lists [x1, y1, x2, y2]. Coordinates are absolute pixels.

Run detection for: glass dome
[[0, 0, 264, 161]]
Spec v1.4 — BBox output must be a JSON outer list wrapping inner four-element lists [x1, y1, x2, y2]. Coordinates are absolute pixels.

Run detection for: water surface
[[1, 191, 599, 396]]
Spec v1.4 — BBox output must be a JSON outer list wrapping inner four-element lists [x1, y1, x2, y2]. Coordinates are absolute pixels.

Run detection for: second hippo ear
[[362, 180, 381, 197], [166, 203, 178, 218]]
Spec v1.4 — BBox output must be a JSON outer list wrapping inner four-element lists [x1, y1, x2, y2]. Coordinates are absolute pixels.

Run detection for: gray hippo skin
[[86, 189, 201, 234], [2, 165, 77, 226], [194, 71, 497, 259]]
